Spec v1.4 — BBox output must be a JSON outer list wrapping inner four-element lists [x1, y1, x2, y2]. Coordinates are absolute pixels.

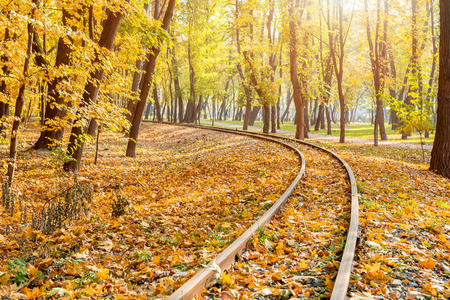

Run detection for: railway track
[[150, 122, 358, 300]]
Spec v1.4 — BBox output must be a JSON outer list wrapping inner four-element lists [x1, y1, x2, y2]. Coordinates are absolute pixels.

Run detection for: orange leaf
[[418, 257, 435, 269]]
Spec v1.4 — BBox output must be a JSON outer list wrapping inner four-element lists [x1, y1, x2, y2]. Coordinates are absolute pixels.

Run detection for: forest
[[0, 0, 449, 299]]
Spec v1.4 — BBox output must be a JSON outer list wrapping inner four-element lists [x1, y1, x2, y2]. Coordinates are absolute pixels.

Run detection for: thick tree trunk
[[34, 8, 74, 149], [126, 0, 175, 157], [64, 10, 124, 172], [430, 0, 450, 178]]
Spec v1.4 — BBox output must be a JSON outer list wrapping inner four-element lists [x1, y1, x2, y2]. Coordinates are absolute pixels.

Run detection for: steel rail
[[148, 122, 358, 300], [194, 125, 359, 300]]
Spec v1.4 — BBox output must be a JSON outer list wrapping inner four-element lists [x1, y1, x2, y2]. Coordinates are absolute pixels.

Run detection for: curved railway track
[[149, 122, 358, 300]]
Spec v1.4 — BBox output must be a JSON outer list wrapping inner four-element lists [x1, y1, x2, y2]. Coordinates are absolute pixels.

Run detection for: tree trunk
[[304, 98, 309, 136], [126, 0, 175, 158], [281, 90, 292, 123], [144, 101, 152, 120], [430, 0, 450, 178], [153, 86, 162, 121], [249, 106, 260, 125], [34, 8, 75, 150], [125, 58, 145, 127], [172, 51, 183, 123], [64, 10, 124, 172], [289, 0, 304, 140], [7, 4, 36, 185], [271, 104, 276, 133], [326, 106, 332, 134], [0, 25, 11, 138], [314, 104, 324, 131]]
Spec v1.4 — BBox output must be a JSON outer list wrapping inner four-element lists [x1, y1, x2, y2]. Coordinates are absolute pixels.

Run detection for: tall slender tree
[[7, 0, 38, 185], [289, 0, 305, 140], [126, 0, 176, 158]]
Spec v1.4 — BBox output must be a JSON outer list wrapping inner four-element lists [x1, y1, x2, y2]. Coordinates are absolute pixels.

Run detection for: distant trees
[[0, 0, 443, 178]]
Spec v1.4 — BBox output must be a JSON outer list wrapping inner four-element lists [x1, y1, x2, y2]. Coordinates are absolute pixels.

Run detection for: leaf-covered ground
[[201, 142, 351, 299], [1, 124, 449, 300], [312, 142, 450, 300], [0, 123, 300, 299]]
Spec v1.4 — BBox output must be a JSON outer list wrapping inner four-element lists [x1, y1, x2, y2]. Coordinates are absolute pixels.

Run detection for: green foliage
[[7, 258, 29, 285], [387, 91, 434, 136]]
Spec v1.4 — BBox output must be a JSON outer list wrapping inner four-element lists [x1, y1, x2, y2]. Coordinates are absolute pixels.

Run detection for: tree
[[126, 0, 176, 158], [430, 0, 450, 178], [289, 0, 305, 140], [33, 7, 77, 150], [364, 0, 388, 146], [325, 0, 352, 143], [7, 0, 38, 185], [64, 9, 125, 172]]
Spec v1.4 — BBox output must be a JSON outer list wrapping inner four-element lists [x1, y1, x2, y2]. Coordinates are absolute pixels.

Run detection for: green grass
[[195, 119, 435, 145]]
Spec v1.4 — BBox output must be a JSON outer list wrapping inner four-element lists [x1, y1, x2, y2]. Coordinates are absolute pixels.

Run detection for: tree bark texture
[[430, 0, 450, 178]]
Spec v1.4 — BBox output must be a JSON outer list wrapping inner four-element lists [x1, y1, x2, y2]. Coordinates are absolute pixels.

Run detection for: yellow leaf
[[0, 274, 10, 285], [115, 295, 127, 300], [221, 272, 232, 285], [152, 256, 160, 265], [276, 242, 284, 256], [325, 278, 335, 290], [298, 259, 308, 269], [272, 273, 283, 281], [26, 265, 39, 278], [241, 210, 253, 218], [397, 192, 408, 199], [222, 222, 231, 228], [96, 268, 109, 281], [267, 255, 279, 263], [25, 287, 42, 299]]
